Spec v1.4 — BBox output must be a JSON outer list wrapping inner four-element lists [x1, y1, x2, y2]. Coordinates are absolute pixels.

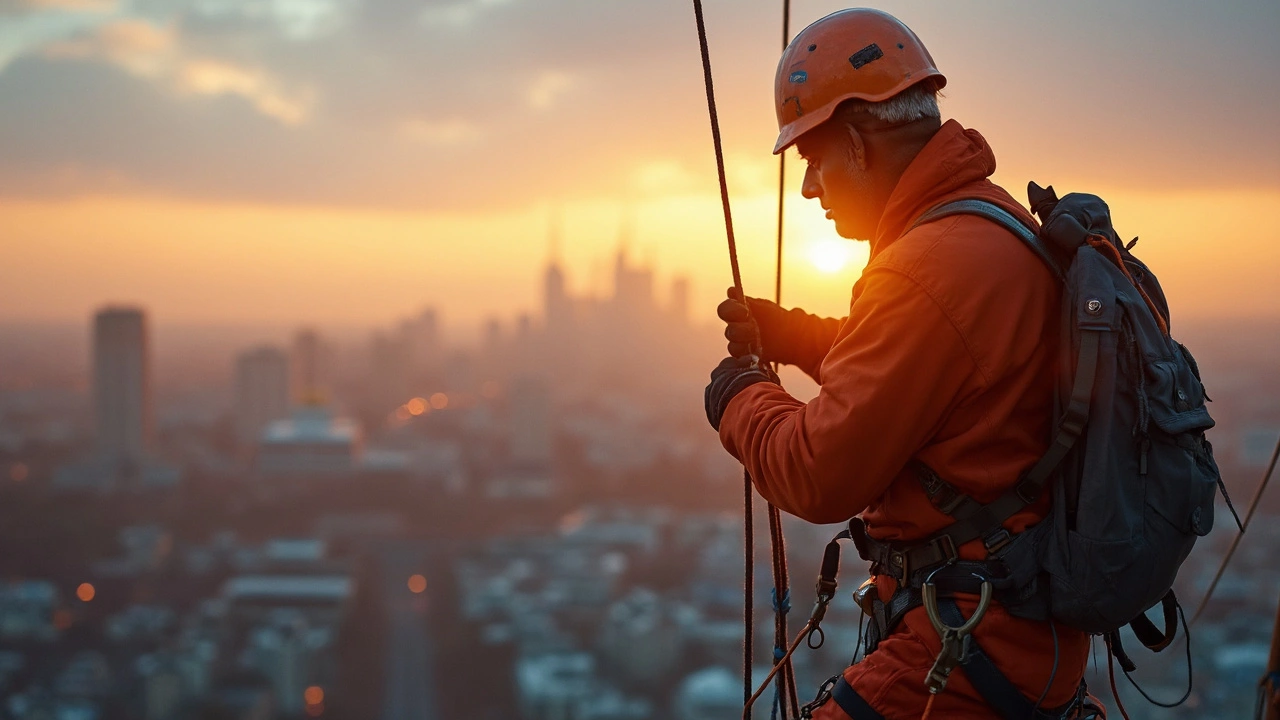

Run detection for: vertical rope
[[771, 4, 798, 717], [743, 472, 755, 707], [689, 0, 752, 705], [774, 0, 790, 307], [690, 0, 743, 290]]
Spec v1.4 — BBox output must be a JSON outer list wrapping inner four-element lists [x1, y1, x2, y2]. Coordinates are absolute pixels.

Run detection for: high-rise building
[[234, 346, 291, 447], [93, 307, 151, 464], [404, 308, 440, 372], [257, 406, 361, 477], [291, 329, 328, 406], [612, 246, 654, 314], [369, 330, 411, 413], [670, 277, 690, 324]]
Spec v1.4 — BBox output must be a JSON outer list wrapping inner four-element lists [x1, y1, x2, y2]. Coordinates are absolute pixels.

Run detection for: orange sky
[[1, 0, 1277, 330]]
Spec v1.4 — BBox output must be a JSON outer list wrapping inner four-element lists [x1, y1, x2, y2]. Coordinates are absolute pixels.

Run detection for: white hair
[[839, 80, 941, 125]]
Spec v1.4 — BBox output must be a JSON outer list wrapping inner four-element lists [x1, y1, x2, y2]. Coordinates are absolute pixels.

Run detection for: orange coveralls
[[718, 119, 1091, 719]]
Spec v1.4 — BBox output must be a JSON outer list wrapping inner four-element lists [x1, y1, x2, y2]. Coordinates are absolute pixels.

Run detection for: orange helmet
[[772, 8, 945, 154]]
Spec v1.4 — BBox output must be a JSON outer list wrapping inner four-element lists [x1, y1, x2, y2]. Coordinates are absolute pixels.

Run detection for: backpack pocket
[[1142, 357, 1217, 539], [1144, 358, 1213, 436]]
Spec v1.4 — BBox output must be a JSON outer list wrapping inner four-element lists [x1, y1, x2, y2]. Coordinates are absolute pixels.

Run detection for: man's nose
[[801, 164, 821, 200]]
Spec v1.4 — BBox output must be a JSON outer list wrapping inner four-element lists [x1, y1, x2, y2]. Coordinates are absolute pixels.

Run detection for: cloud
[[45, 19, 175, 76], [397, 117, 481, 146], [418, 0, 513, 28], [176, 58, 312, 124], [43, 20, 313, 124], [19, 0, 116, 11], [0, 0, 1275, 213], [526, 70, 573, 111]]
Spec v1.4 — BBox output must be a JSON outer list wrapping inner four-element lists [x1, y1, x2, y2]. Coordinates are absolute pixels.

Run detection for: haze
[[1, 0, 1277, 329]]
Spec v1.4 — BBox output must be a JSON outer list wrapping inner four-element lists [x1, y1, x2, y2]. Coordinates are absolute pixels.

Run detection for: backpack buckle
[[983, 529, 1014, 555]]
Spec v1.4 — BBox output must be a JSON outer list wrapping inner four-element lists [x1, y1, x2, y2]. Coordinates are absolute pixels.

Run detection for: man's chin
[[832, 218, 870, 242]]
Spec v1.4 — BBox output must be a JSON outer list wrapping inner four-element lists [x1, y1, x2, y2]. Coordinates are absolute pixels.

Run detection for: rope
[[768, 4, 797, 717], [774, 0, 790, 306], [768, 509, 798, 715], [689, 0, 754, 704], [1105, 636, 1134, 720], [1190, 431, 1280, 626], [690, 1, 796, 713], [690, 0, 743, 290], [744, 472, 755, 707], [920, 693, 937, 720]]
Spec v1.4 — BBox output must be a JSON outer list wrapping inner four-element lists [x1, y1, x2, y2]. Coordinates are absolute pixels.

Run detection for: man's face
[[794, 120, 875, 241]]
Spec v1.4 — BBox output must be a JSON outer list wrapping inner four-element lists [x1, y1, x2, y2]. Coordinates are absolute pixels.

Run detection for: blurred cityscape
[[0, 242, 1277, 720]]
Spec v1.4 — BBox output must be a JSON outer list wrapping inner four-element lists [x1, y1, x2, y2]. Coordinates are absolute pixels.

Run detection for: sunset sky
[[1, 0, 1277, 334]]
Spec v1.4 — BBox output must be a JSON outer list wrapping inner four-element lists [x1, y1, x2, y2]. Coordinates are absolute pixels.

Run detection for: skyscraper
[[234, 346, 291, 447], [93, 307, 151, 464], [291, 329, 328, 406]]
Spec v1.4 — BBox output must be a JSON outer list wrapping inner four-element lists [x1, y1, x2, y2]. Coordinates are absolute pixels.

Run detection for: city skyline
[[0, 1, 1277, 717]]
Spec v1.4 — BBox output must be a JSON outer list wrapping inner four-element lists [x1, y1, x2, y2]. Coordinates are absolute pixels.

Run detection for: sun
[[807, 237, 856, 274]]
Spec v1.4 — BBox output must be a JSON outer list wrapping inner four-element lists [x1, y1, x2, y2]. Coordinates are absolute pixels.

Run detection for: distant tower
[[93, 307, 151, 464], [543, 215, 571, 334], [612, 222, 654, 312], [369, 329, 411, 412], [406, 308, 440, 368], [234, 346, 290, 447], [291, 329, 327, 406], [670, 277, 690, 324], [483, 318, 503, 353]]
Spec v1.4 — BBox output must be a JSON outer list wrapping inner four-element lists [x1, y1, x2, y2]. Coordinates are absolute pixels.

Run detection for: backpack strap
[[909, 198, 1066, 281], [900, 198, 1100, 560]]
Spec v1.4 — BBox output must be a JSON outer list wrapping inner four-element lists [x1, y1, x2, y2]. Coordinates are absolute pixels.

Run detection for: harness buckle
[[932, 485, 966, 515], [932, 534, 958, 565], [890, 550, 908, 581]]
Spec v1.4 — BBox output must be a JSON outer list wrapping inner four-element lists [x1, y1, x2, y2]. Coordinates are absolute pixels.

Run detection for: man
[[704, 8, 1099, 720]]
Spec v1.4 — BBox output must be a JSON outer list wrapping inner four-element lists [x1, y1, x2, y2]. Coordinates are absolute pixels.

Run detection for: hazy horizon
[[2, 0, 1278, 327]]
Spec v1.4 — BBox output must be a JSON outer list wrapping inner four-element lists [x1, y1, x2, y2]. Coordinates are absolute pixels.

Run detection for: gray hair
[[838, 79, 941, 125]]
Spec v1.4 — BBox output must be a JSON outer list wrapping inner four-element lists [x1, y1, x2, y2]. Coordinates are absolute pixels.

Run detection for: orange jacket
[[719, 120, 1090, 714]]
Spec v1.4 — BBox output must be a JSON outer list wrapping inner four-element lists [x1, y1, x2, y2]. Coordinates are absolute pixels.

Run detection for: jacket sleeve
[[717, 267, 985, 524], [765, 307, 844, 383]]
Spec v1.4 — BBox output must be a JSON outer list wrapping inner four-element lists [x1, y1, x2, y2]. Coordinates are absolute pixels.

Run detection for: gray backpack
[[907, 184, 1239, 663]]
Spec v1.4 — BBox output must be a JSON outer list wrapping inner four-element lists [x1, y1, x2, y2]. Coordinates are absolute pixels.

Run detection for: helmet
[[772, 8, 946, 154]]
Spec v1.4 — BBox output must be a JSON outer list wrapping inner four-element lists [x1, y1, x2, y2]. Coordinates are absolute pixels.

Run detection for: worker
[[704, 8, 1102, 719]]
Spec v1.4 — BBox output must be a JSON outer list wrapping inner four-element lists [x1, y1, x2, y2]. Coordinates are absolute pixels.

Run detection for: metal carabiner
[[921, 568, 994, 695], [922, 571, 993, 638]]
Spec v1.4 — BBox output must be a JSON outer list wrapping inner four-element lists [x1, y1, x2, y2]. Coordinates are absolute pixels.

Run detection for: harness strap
[[904, 326, 1100, 564], [829, 676, 886, 720], [935, 598, 1083, 720]]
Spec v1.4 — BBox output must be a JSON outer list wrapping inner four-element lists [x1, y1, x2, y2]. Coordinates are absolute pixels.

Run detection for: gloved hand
[[717, 287, 788, 361], [704, 356, 780, 431]]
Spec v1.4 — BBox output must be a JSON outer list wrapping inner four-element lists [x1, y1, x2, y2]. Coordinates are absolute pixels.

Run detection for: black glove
[[717, 288, 788, 360], [704, 356, 780, 431]]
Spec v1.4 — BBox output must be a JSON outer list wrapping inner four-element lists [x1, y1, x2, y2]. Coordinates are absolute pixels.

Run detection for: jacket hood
[[872, 119, 1006, 254]]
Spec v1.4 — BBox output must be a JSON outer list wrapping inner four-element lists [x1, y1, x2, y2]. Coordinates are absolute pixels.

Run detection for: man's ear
[[844, 124, 868, 171]]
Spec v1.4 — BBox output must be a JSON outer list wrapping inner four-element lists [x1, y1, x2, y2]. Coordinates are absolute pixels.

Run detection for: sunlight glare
[[807, 237, 856, 274]]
